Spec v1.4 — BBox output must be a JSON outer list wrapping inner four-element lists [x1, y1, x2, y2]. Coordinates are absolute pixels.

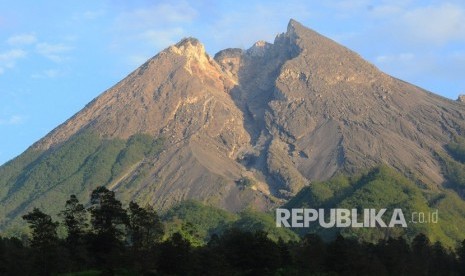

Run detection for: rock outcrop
[[1, 20, 465, 229]]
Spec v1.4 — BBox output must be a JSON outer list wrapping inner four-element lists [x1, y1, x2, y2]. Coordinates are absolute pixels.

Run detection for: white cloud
[[127, 3, 194, 26], [31, 68, 62, 79], [116, 2, 197, 29], [43, 69, 60, 78], [36, 43, 73, 62], [71, 9, 107, 22], [401, 3, 465, 45], [7, 34, 37, 46], [0, 49, 27, 74], [0, 49, 27, 64], [368, 4, 403, 18], [109, 2, 198, 65], [376, 53, 415, 63], [0, 115, 24, 126], [82, 10, 106, 20]]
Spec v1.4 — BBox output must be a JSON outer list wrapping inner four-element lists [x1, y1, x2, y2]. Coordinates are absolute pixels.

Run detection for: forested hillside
[[1, 185, 465, 275]]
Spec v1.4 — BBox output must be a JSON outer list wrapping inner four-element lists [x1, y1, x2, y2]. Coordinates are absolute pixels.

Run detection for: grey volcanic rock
[[29, 35, 271, 212], [272, 20, 465, 186], [1, 19, 465, 227], [214, 19, 465, 198]]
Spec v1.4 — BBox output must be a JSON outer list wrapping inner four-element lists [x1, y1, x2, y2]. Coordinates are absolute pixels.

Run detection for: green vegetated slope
[[162, 201, 299, 245], [162, 138, 465, 247], [441, 136, 465, 195], [3, 130, 465, 248], [0, 130, 164, 234], [285, 164, 465, 247]]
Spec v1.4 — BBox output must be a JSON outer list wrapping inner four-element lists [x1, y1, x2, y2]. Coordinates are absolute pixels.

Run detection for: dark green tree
[[158, 232, 192, 275], [220, 229, 282, 275], [376, 237, 410, 275], [60, 194, 89, 270], [294, 233, 327, 274], [325, 234, 350, 274], [430, 241, 456, 275], [22, 208, 60, 275], [128, 201, 164, 249], [127, 201, 164, 273], [22, 208, 59, 250], [457, 239, 465, 274], [410, 233, 433, 275], [60, 195, 88, 245], [87, 186, 128, 272], [88, 186, 128, 238], [0, 237, 31, 275]]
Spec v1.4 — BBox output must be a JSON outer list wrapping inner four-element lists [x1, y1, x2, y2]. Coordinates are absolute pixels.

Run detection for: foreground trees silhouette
[[0, 186, 464, 275], [21, 208, 60, 276]]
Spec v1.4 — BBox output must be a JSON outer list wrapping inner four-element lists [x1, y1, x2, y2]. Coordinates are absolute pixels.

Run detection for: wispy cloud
[[31, 68, 63, 79], [0, 49, 27, 74], [36, 42, 73, 62], [401, 3, 465, 45], [115, 2, 197, 29], [7, 34, 37, 46], [113, 1, 197, 45], [0, 115, 24, 126], [82, 10, 106, 20], [71, 9, 107, 22], [109, 1, 198, 65], [361, 2, 465, 46], [376, 53, 415, 63]]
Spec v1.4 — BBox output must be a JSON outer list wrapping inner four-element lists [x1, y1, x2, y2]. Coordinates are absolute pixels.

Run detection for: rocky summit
[[1, 19, 465, 231]]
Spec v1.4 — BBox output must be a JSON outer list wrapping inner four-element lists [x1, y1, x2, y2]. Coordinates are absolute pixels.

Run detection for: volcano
[[1, 20, 465, 234]]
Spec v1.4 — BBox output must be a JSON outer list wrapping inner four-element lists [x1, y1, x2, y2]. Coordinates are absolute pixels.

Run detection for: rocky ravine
[[1, 20, 465, 228]]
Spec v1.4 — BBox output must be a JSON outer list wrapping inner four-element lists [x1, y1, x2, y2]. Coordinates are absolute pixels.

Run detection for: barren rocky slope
[[216, 20, 465, 195], [1, 19, 465, 230]]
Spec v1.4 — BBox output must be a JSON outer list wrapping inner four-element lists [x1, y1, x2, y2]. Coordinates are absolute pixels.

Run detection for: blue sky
[[1, 0, 465, 165]]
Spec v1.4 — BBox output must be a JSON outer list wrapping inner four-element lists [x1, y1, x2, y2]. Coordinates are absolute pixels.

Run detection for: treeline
[[1, 187, 465, 275], [443, 135, 465, 194]]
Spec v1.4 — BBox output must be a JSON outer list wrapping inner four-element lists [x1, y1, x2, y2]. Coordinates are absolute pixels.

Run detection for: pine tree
[[60, 194, 89, 270], [88, 186, 128, 238], [87, 186, 128, 272], [22, 208, 59, 250], [128, 201, 164, 249], [22, 208, 59, 275], [127, 201, 164, 273], [60, 195, 88, 246]]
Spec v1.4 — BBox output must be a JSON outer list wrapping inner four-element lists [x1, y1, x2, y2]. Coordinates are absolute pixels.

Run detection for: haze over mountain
[[1, 20, 465, 236]]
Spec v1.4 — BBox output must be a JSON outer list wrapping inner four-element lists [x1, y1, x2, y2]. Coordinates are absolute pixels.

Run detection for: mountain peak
[[287, 18, 303, 33], [284, 18, 344, 51], [176, 37, 202, 48], [285, 19, 316, 41], [165, 37, 220, 77], [167, 37, 207, 59], [4, 19, 465, 235]]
